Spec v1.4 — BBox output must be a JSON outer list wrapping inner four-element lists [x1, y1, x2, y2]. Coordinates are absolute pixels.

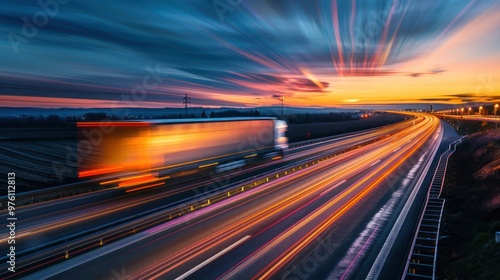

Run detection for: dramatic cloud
[[410, 67, 446, 78], [0, 0, 498, 107]]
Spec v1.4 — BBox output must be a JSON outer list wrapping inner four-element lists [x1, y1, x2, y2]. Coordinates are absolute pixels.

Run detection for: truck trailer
[[77, 117, 288, 180]]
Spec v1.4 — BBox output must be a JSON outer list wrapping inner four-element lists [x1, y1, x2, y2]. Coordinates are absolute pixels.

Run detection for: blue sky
[[1, 0, 499, 108]]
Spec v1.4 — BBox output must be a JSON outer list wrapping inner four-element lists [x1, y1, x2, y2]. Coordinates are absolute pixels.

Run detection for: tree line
[[0, 110, 362, 127]]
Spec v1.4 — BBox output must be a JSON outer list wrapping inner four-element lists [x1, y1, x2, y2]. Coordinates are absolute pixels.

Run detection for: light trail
[[137, 114, 439, 279], [218, 115, 439, 278], [5, 117, 420, 243], [5, 113, 442, 280]]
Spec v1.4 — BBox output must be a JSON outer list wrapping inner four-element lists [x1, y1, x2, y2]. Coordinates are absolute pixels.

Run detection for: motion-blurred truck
[[77, 117, 288, 182]]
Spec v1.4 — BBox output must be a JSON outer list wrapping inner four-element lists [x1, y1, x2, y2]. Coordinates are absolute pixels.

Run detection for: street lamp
[[460, 108, 464, 119], [468, 107, 472, 115], [495, 104, 499, 129], [479, 105, 483, 115]]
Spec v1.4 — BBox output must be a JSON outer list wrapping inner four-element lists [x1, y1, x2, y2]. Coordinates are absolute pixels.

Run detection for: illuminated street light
[[495, 104, 499, 129], [468, 107, 472, 115], [479, 105, 483, 115]]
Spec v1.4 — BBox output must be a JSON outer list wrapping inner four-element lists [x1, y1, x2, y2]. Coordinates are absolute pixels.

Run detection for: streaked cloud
[[0, 0, 498, 107], [410, 66, 446, 78]]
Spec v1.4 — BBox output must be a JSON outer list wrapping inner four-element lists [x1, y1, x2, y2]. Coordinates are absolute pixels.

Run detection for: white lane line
[[319, 180, 347, 197], [393, 146, 401, 153], [369, 159, 381, 167], [175, 235, 251, 280]]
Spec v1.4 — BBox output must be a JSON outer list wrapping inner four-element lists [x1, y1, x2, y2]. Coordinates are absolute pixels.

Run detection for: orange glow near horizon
[[2, 5, 498, 109]]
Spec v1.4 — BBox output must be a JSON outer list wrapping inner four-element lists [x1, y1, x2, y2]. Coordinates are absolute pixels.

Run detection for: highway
[[0, 117, 417, 269], [0, 117, 416, 251], [1, 113, 446, 280]]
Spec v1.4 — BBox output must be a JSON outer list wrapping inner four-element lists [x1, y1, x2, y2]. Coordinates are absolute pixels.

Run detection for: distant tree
[[46, 114, 64, 127], [201, 110, 207, 118], [209, 112, 216, 118], [84, 112, 107, 121], [26, 116, 35, 126]]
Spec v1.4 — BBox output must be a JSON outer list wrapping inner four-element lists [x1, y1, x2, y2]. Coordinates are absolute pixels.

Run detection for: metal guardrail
[[288, 125, 383, 149], [404, 137, 464, 279]]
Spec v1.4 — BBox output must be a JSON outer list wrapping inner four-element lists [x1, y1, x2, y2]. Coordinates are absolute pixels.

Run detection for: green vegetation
[[438, 128, 500, 279]]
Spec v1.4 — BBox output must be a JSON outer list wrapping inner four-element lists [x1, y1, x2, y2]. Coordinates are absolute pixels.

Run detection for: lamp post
[[479, 105, 483, 115], [460, 108, 464, 119], [468, 107, 472, 115], [495, 104, 499, 129]]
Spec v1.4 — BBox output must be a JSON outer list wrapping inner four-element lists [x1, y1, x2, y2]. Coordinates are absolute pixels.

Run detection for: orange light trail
[[254, 116, 439, 278], [208, 114, 438, 279], [6, 178, 173, 240], [100, 173, 155, 185], [118, 175, 159, 188], [135, 122, 424, 277], [125, 182, 166, 193], [78, 166, 123, 178], [131, 114, 439, 279]]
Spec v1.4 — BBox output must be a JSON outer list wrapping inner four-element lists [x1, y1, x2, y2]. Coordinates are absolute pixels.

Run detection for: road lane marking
[[175, 235, 251, 280], [319, 180, 346, 197], [369, 159, 381, 167]]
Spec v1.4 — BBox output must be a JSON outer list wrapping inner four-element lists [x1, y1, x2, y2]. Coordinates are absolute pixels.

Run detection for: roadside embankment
[[438, 129, 500, 279]]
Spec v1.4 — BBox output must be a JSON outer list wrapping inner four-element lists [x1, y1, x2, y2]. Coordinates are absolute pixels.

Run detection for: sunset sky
[[0, 0, 499, 108]]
